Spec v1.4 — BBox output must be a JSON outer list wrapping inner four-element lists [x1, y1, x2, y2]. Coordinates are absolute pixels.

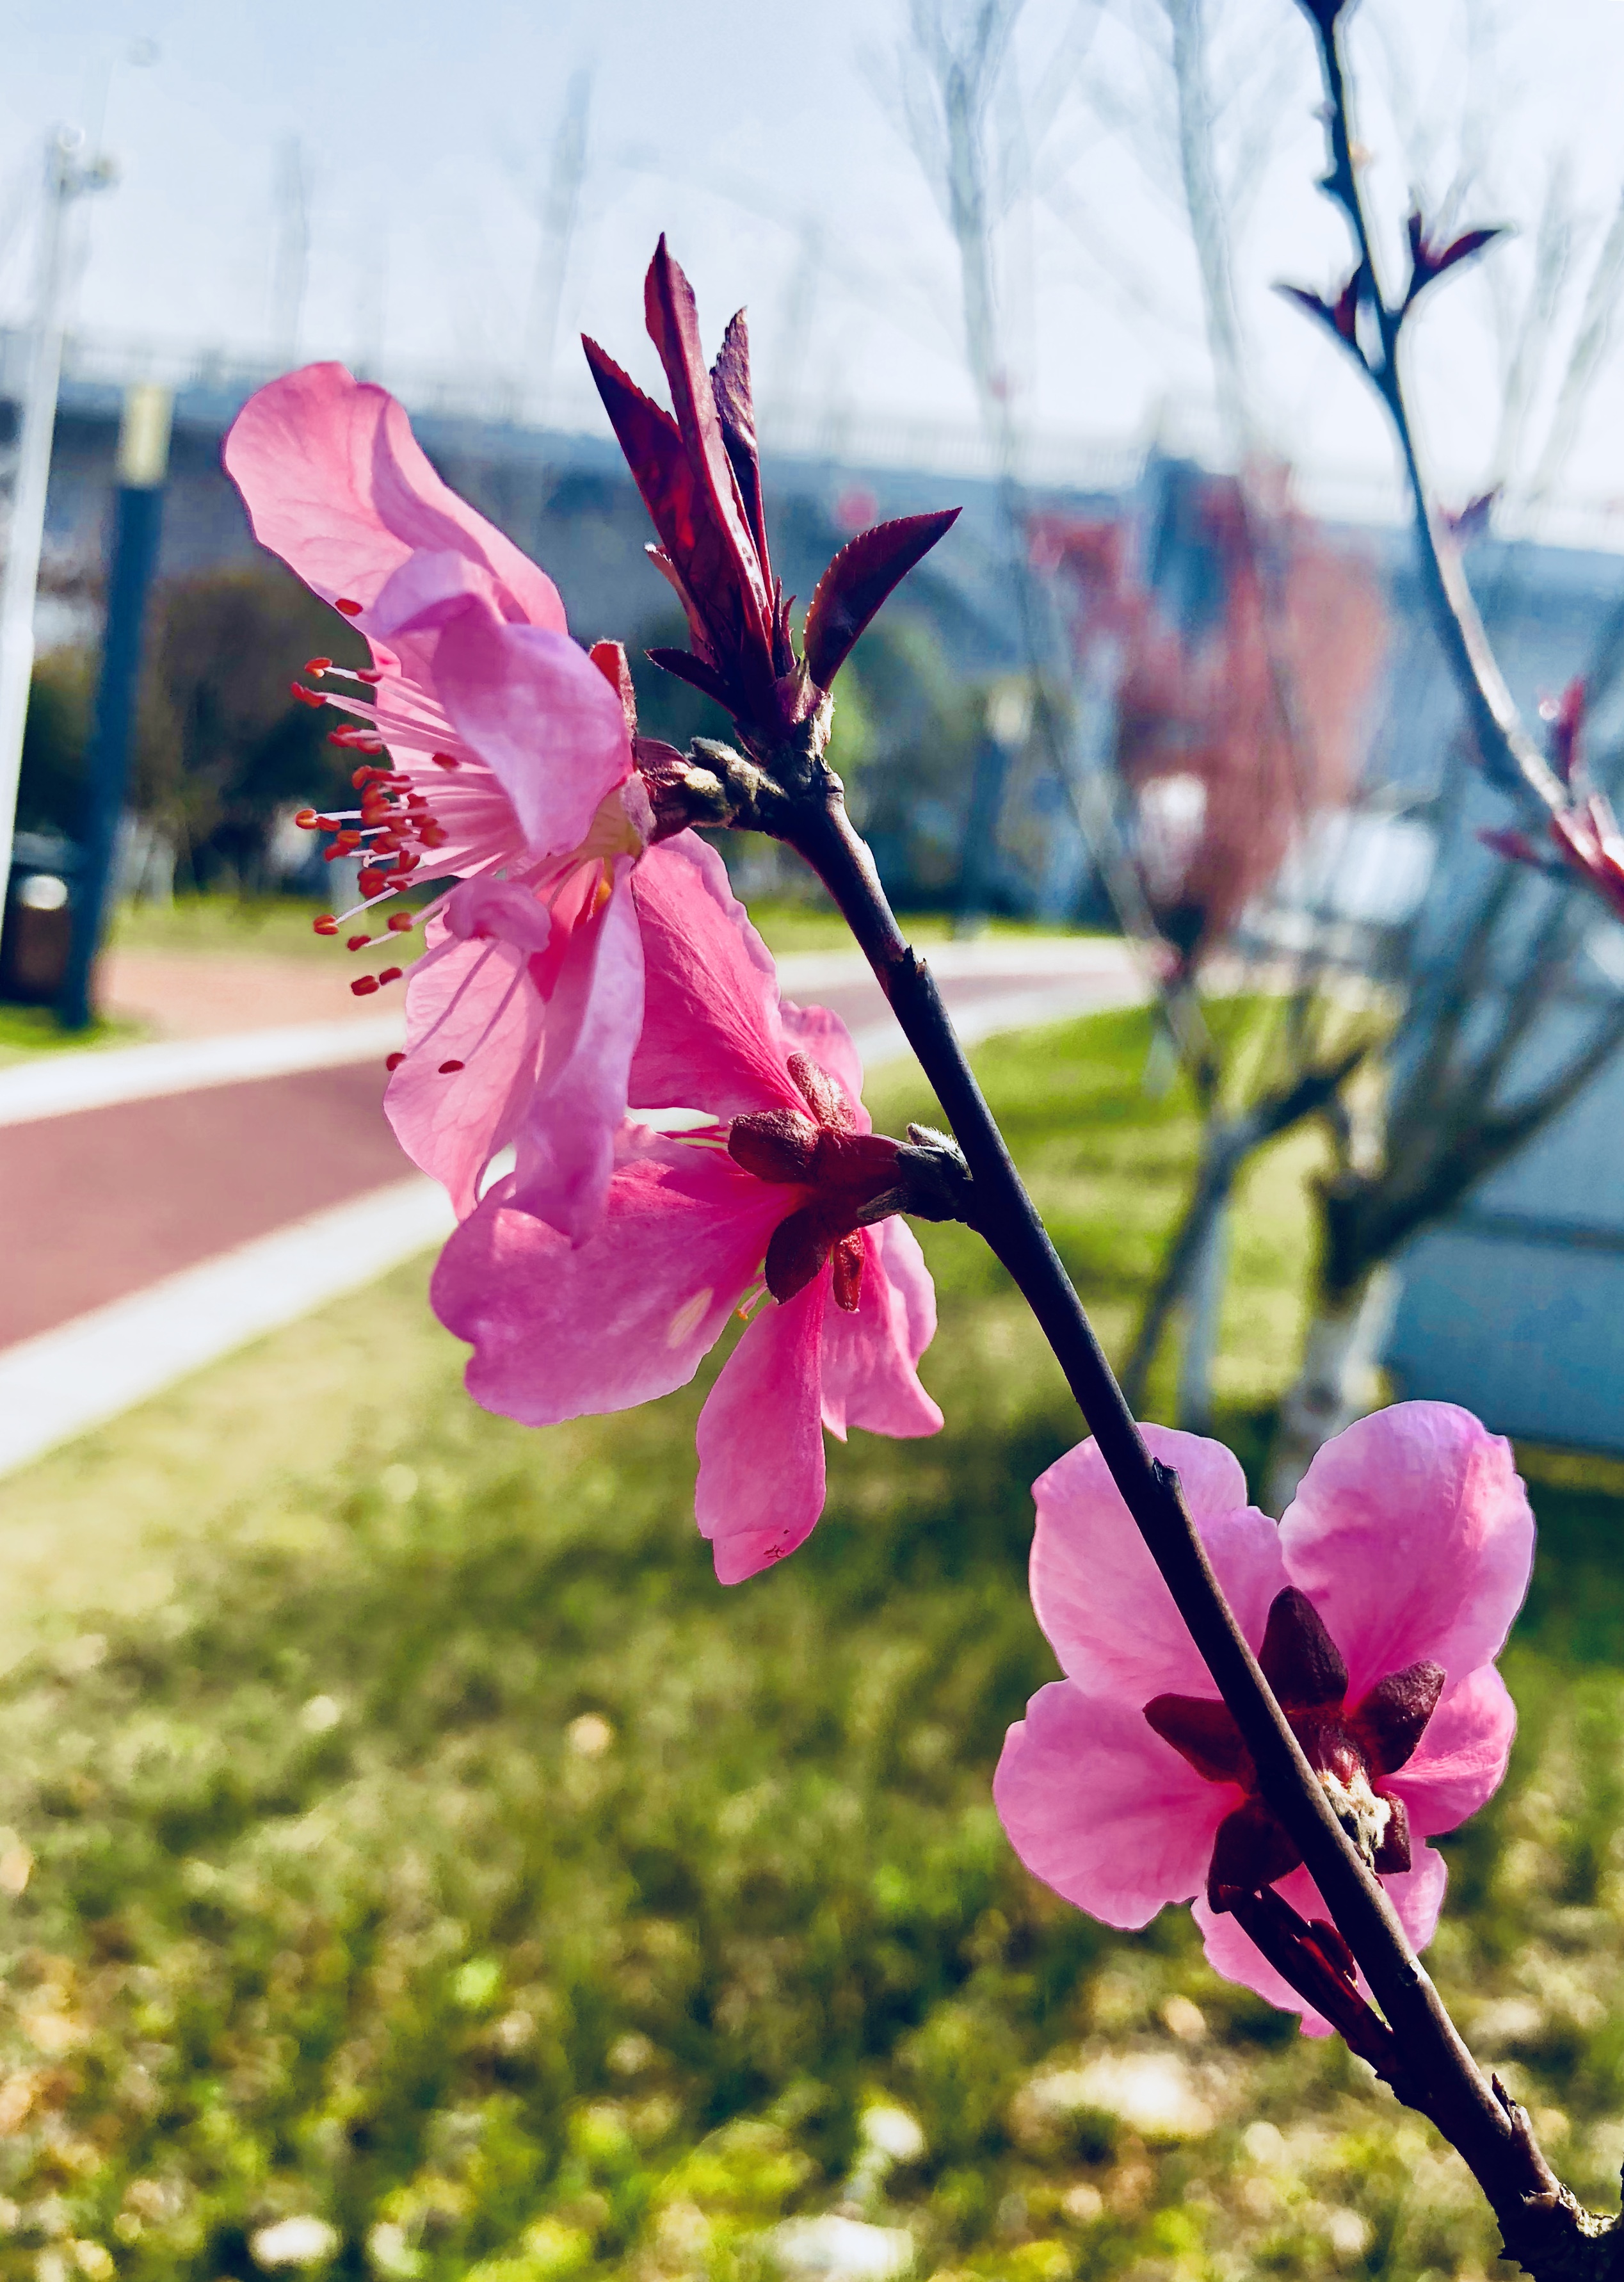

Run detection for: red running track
[[0, 964, 1130, 1354]]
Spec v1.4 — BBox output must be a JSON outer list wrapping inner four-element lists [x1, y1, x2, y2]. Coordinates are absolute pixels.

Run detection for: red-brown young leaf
[[1276, 279, 1360, 348], [646, 544, 714, 658], [643, 238, 771, 643], [584, 335, 760, 681], [1406, 215, 1506, 304], [1436, 225, 1506, 273], [802, 510, 961, 689], [645, 646, 736, 712], [711, 310, 771, 589]]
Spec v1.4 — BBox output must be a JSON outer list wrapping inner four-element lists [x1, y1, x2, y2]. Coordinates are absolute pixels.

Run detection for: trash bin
[[0, 832, 79, 1006]]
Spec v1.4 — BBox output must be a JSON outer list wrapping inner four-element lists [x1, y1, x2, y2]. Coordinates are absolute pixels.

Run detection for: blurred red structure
[[1033, 474, 1388, 975]]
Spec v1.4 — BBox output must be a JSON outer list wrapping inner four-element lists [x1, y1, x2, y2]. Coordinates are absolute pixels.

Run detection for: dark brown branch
[[775, 788, 1557, 2212]]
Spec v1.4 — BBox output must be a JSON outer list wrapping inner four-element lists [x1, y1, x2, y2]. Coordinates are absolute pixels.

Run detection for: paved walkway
[[0, 936, 1146, 1476]]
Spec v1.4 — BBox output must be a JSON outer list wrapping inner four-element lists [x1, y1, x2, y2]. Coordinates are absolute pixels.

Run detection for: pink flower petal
[[1280, 1403, 1534, 1701], [222, 363, 567, 634], [385, 928, 542, 1217], [629, 834, 803, 1119], [994, 1681, 1232, 1929], [1191, 1847, 1448, 2036], [819, 1221, 942, 1441], [426, 601, 633, 858], [510, 861, 645, 1243], [695, 1279, 828, 1583], [1031, 1426, 1287, 1699], [1388, 1665, 1517, 1840], [432, 1140, 780, 1425]]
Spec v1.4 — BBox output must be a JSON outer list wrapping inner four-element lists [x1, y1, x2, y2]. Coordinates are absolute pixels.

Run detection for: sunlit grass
[[0, 1007, 1616, 2279]]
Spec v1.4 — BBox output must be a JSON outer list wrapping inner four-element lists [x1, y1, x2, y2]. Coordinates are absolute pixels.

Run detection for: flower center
[[1318, 1765, 1392, 1865], [1143, 1586, 1445, 1912], [727, 1053, 902, 1312]]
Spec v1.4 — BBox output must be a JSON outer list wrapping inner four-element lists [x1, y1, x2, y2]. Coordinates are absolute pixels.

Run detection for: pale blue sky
[[6, 0, 1624, 522]]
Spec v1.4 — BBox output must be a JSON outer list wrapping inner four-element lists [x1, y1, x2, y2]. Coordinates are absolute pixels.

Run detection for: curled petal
[[1280, 1402, 1534, 1701], [695, 1277, 828, 1583], [509, 861, 645, 1242], [995, 1682, 1232, 1930], [629, 833, 803, 1118], [426, 600, 634, 859], [432, 1140, 780, 1426], [819, 1220, 942, 1443], [386, 924, 543, 1217], [223, 362, 567, 634], [1031, 1426, 1287, 1699]]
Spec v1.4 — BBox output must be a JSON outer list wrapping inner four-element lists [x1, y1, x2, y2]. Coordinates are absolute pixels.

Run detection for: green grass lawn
[[0, 894, 1092, 1068], [99, 893, 1092, 964], [0, 1008, 1618, 2281]]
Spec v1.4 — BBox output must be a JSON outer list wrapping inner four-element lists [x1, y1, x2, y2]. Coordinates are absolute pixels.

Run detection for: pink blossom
[[430, 830, 943, 1582], [223, 363, 660, 1238], [993, 1404, 1532, 2031]]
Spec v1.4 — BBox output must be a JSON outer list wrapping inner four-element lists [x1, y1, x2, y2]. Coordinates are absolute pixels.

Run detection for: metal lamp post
[[57, 383, 172, 1032], [0, 129, 115, 898]]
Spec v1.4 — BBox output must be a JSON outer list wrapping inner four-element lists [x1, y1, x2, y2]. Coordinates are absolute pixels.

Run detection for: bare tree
[[1261, 0, 1624, 1509]]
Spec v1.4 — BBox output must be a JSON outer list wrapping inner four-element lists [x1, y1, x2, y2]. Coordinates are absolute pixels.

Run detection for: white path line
[[0, 938, 1141, 1128], [0, 970, 1146, 1480], [0, 1017, 405, 1128], [846, 971, 1148, 1068], [0, 1177, 456, 1480]]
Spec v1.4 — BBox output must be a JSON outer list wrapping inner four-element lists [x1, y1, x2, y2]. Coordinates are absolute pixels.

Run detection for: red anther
[[351, 974, 380, 996], [291, 681, 325, 707], [313, 914, 338, 935], [432, 752, 461, 769], [358, 869, 390, 897], [335, 597, 364, 615], [334, 830, 362, 852], [294, 807, 318, 829], [438, 1059, 465, 1074], [378, 966, 403, 985], [347, 935, 371, 951], [305, 656, 332, 674], [385, 1051, 406, 1071], [357, 667, 383, 683], [353, 765, 383, 789], [387, 911, 414, 932], [371, 836, 401, 856], [390, 853, 422, 874], [419, 825, 448, 849]]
